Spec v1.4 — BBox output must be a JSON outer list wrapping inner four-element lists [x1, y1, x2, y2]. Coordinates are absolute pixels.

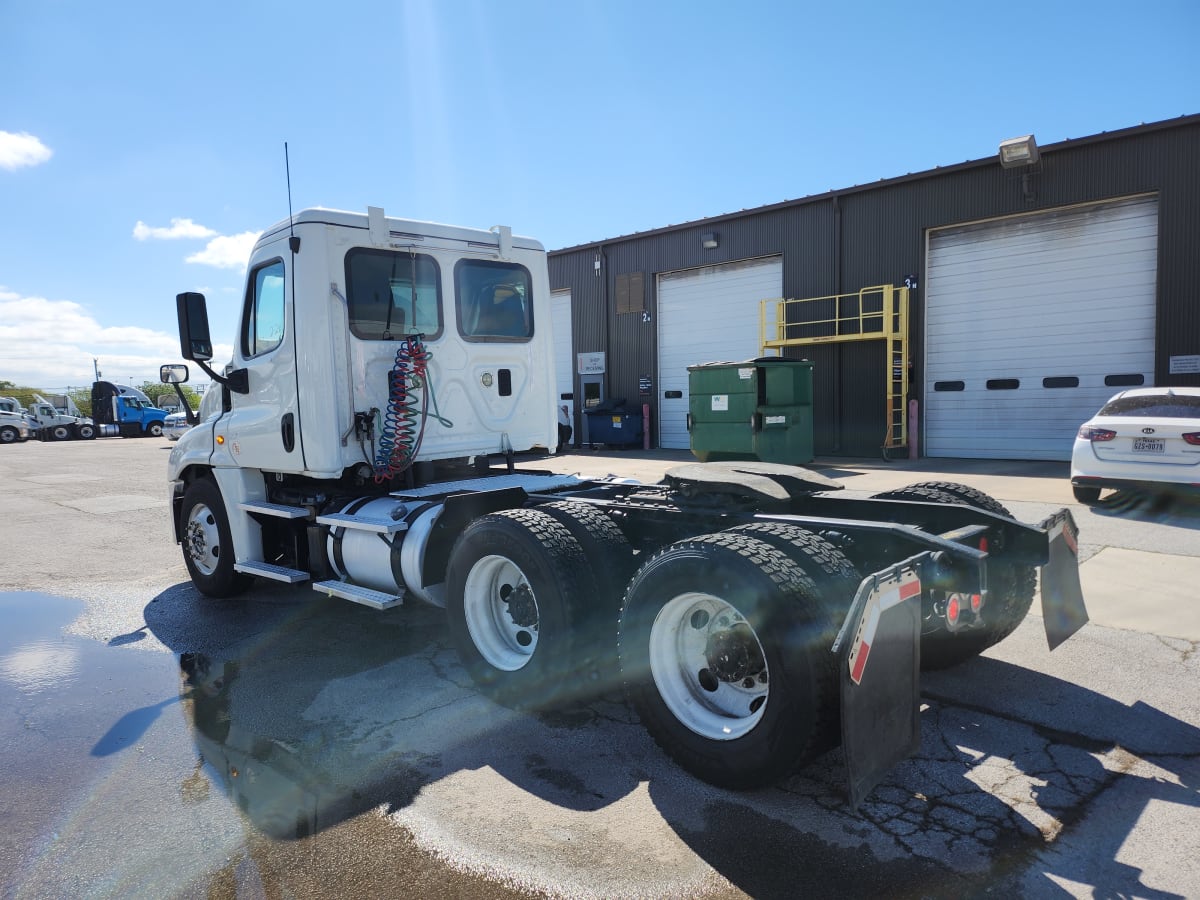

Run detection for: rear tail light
[[946, 594, 961, 627], [1078, 426, 1117, 442], [1183, 432, 1200, 446]]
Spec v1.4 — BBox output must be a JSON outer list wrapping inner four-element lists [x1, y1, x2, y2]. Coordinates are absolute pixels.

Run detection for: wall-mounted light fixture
[[701, 232, 719, 249], [998, 134, 1039, 168]]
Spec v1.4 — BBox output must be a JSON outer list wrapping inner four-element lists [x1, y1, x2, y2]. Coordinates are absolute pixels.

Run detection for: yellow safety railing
[[760, 285, 909, 450]]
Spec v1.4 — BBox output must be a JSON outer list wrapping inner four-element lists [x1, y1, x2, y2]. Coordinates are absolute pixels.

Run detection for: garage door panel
[[925, 196, 1158, 460], [658, 257, 782, 450]]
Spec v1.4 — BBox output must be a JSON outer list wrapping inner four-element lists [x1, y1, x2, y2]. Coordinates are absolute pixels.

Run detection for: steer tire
[[180, 479, 251, 599], [618, 532, 838, 789], [872, 482, 1036, 670], [147, 422, 164, 437], [0, 425, 18, 445], [446, 508, 588, 710], [50, 424, 72, 441], [75, 422, 97, 440]]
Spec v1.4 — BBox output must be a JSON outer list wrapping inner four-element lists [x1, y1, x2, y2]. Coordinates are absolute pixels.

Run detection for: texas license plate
[[1133, 437, 1165, 453]]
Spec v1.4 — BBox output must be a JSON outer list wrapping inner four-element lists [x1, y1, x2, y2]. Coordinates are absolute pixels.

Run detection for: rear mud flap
[[831, 555, 929, 810], [1039, 509, 1088, 650]]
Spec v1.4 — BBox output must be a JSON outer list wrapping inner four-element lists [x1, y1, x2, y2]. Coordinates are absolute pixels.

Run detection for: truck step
[[239, 500, 311, 519], [315, 513, 409, 534], [313, 580, 404, 610], [234, 560, 310, 583]]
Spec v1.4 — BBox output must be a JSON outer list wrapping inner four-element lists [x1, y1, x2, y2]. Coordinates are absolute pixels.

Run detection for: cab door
[[223, 251, 302, 471]]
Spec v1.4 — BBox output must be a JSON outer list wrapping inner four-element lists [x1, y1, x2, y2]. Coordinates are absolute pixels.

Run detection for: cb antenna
[[285, 142, 300, 254]]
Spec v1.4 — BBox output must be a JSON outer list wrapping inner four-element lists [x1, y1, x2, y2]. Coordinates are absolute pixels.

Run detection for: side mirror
[[160, 364, 189, 385], [173, 291, 248, 394], [176, 292, 214, 362]]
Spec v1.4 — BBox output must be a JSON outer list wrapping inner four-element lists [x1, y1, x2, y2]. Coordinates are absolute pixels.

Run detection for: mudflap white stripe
[[846, 573, 922, 686]]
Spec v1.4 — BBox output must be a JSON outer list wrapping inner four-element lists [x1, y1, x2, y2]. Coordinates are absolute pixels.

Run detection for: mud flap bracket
[[831, 553, 929, 810]]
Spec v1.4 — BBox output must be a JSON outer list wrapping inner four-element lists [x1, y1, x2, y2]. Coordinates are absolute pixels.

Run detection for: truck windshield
[[455, 259, 533, 341], [346, 249, 441, 341]]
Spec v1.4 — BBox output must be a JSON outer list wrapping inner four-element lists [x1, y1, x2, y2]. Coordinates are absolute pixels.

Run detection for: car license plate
[[1133, 437, 1165, 453]]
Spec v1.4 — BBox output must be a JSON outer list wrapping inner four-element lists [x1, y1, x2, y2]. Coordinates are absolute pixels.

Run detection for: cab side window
[[243, 260, 286, 358], [345, 249, 441, 341], [456, 259, 533, 342]]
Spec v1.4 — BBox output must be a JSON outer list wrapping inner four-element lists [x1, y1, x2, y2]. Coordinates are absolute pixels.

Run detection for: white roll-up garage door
[[924, 195, 1158, 460], [657, 257, 783, 449]]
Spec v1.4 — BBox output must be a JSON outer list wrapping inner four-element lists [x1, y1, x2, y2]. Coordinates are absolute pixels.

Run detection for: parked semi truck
[[162, 205, 1087, 806], [90, 381, 167, 437], [0, 397, 34, 443], [24, 393, 97, 440]]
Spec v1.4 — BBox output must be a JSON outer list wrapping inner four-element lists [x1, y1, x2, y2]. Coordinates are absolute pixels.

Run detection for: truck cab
[[171, 206, 557, 482], [0, 397, 33, 443], [90, 383, 167, 437]]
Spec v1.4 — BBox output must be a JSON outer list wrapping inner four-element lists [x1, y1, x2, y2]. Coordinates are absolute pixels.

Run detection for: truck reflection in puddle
[[177, 645, 443, 841]]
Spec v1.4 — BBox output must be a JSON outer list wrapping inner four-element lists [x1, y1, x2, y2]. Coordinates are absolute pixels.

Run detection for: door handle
[[281, 413, 295, 452]]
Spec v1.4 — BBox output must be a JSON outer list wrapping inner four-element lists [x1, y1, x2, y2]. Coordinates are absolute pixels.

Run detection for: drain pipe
[[908, 398, 919, 460]]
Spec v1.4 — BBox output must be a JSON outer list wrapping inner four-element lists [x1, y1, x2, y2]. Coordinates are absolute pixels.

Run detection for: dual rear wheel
[[444, 507, 858, 789], [870, 481, 1037, 670]]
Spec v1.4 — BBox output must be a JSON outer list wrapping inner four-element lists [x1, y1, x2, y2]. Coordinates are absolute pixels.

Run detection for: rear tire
[[618, 532, 838, 789], [536, 500, 635, 687], [872, 482, 1036, 670], [1072, 484, 1101, 504], [446, 508, 587, 709], [180, 479, 251, 598], [727, 522, 860, 600]]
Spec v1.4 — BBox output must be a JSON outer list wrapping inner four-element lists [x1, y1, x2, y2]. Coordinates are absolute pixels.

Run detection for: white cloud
[[0, 131, 52, 171], [185, 231, 262, 270], [0, 288, 231, 388], [132, 218, 217, 241]]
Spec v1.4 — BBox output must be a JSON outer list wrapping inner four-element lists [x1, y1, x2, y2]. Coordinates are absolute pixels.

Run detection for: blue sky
[[1, 0, 1197, 390]]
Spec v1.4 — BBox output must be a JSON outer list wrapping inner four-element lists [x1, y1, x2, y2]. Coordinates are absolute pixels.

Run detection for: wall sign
[[577, 352, 606, 375], [1169, 355, 1200, 374]]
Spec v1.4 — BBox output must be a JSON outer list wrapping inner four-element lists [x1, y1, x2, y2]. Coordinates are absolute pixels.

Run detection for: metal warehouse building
[[547, 113, 1200, 460]]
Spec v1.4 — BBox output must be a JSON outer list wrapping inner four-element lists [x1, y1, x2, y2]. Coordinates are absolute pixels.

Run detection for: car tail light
[[1183, 432, 1200, 446], [1078, 426, 1116, 442]]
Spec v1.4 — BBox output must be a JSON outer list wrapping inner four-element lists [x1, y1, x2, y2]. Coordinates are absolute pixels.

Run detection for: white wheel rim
[[463, 554, 539, 671], [185, 501, 222, 577], [649, 592, 769, 741]]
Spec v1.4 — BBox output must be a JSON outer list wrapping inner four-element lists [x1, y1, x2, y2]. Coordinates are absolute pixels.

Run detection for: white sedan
[[163, 411, 193, 441], [1070, 386, 1200, 503]]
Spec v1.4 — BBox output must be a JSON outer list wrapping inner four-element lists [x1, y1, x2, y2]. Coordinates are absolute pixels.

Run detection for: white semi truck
[[0, 397, 34, 443], [162, 206, 1087, 806], [25, 393, 97, 440]]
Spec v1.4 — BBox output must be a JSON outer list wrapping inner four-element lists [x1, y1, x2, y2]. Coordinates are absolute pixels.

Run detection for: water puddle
[[0, 590, 529, 899]]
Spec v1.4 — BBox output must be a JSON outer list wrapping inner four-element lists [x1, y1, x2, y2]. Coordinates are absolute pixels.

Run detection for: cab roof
[[259, 207, 545, 252]]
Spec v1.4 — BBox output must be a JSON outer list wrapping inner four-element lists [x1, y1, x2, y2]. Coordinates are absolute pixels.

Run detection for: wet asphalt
[[1, 438, 1198, 898]]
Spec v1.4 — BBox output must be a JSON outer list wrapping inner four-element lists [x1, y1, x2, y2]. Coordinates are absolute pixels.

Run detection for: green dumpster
[[687, 358, 814, 464]]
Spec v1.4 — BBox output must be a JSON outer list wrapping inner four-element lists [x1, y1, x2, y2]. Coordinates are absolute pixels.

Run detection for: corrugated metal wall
[[549, 116, 1200, 456]]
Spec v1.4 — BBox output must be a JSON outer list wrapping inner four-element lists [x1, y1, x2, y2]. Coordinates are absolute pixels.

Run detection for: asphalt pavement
[[0, 438, 1197, 898]]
